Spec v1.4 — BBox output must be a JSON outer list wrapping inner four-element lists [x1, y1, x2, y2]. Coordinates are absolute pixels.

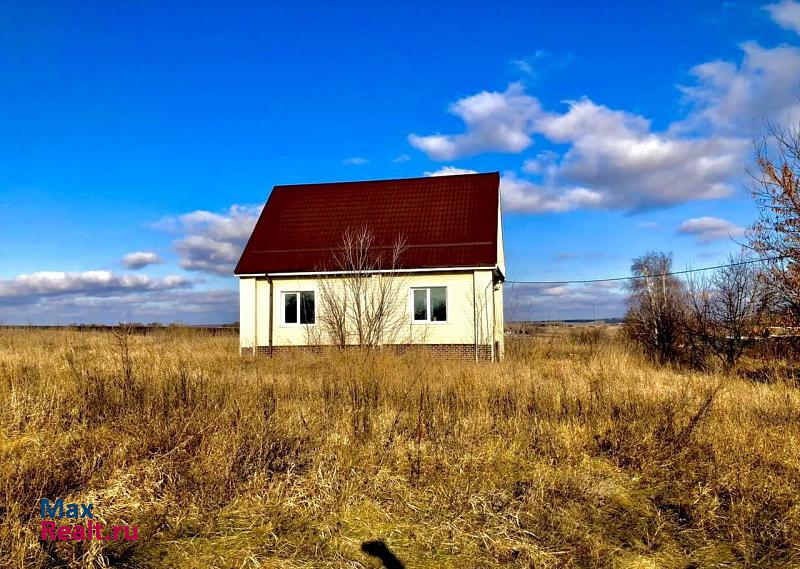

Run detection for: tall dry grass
[[0, 327, 798, 568]]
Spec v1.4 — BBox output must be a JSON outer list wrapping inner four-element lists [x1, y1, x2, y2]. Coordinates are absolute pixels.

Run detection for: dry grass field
[[1, 327, 798, 568]]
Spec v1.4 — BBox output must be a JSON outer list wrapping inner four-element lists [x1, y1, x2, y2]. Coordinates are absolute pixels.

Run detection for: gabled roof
[[234, 172, 500, 275]]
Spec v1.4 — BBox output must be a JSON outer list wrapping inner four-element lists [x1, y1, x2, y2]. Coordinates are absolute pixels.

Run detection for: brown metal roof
[[234, 172, 500, 275]]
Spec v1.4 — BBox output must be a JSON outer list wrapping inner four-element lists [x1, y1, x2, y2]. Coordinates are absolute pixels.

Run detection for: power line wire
[[506, 255, 788, 285]]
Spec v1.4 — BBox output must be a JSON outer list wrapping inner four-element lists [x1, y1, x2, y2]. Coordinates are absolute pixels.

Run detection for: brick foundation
[[241, 344, 495, 361]]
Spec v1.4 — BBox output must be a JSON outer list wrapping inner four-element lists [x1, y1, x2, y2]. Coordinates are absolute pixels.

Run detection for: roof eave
[[235, 265, 500, 278]]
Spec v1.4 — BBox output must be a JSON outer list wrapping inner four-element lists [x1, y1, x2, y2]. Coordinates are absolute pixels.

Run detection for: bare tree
[[624, 252, 686, 364], [685, 255, 770, 368], [317, 227, 408, 350], [748, 122, 800, 324], [316, 278, 348, 349]]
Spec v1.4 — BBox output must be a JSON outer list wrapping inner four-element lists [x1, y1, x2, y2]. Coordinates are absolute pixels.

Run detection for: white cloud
[[510, 51, 547, 75], [500, 172, 604, 213], [533, 98, 745, 211], [392, 154, 411, 163], [496, 96, 744, 213], [423, 166, 479, 177], [342, 157, 369, 165], [0, 267, 240, 324], [521, 150, 559, 177], [679, 41, 800, 133], [0, 286, 238, 325], [540, 286, 568, 296], [0, 271, 190, 305], [410, 86, 745, 213], [121, 251, 163, 269], [510, 50, 575, 79], [677, 216, 746, 243], [153, 205, 262, 276], [507, 280, 627, 321], [409, 83, 541, 160], [766, 0, 800, 34], [174, 235, 249, 276]]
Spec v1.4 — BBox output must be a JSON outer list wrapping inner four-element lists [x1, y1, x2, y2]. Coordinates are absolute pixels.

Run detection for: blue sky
[[1, 0, 799, 323]]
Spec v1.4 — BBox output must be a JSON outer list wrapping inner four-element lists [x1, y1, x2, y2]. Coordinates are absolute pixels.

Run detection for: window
[[282, 291, 315, 325], [411, 287, 447, 322]]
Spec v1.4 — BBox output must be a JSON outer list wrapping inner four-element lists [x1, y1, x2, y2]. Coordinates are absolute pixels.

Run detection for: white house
[[234, 172, 505, 361]]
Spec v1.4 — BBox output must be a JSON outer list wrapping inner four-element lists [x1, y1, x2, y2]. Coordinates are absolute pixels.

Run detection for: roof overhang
[[236, 265, 500, 278]]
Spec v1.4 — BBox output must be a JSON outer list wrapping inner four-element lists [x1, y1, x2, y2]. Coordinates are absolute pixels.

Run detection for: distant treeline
[[0, 324, 239, 336], [507, 318, 624, 327]]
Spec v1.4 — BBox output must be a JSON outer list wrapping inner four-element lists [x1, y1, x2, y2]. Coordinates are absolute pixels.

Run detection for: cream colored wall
[[252, 277, 314, 347], [242, 271, 489, 347], [497, 203, 505, 276], [239, 277, 256, 349], [472, 269, 496, 349], [240, 269, 506, 356], [255, 279, 272, 347], [494, 281, 505, 359], [495, 201, 506, 359]]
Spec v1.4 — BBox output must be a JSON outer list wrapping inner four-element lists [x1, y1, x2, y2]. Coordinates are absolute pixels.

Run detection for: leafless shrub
[[569, 326, 607, 347], [316, 227, 408, 349], [685, 255, 771, 368], [112, 322, 134, 390], [748, 121, 800, 324], [623, 252, 687, 364], [315, 280, 348, 348]]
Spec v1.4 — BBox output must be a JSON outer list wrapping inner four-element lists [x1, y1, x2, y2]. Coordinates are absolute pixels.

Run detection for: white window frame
[[280, 290, 316, 326], [409, 286, 448, 324]]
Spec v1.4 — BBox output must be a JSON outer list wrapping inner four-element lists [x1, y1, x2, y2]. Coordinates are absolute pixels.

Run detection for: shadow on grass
[[361, 540, 404, 568]]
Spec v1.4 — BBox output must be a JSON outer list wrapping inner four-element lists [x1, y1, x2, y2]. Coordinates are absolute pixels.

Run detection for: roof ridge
[[273, 171, 499, 190]]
